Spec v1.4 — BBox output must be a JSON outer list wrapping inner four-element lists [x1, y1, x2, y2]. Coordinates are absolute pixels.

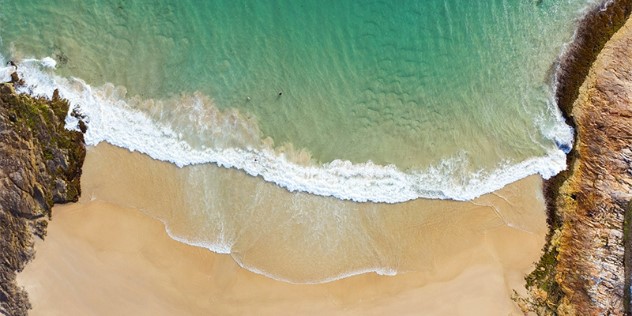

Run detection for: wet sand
[[18, 144, 547, 315]]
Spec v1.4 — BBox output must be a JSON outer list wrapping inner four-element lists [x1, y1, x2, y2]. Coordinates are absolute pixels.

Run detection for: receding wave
[[10, 56, 571, 203]]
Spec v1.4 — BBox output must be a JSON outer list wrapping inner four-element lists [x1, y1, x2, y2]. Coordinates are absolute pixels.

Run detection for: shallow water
[[0, 0, 595, 203], [80, 143, 546, 283], [0, 0, 598, 282]]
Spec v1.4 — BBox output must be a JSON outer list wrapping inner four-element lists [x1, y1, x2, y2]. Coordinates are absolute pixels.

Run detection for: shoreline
[[73, 142, 550, 284], [10, 14, 579, 205], [3, 0, 630, 314], [523, 0, 632, 314], [18, 143, 549, 315]]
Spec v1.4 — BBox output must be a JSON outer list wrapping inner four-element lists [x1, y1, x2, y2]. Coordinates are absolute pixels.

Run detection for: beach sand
[[18, 144, 547, 315]]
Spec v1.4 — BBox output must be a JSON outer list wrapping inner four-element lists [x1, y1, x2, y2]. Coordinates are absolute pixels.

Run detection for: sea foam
[[0, 64, 16, 83], [13, 56, 571, 203]]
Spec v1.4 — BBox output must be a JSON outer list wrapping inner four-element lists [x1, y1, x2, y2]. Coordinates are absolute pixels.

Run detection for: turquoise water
[[1, 0, 592, 202], [0, 0, 603, 283]]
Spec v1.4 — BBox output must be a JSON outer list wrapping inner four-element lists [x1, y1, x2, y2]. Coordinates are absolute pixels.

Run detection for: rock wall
[[522, 2, 632, 315], [0, 77, 85, 316], [556, 17, 632, 314], [555, 0, 632, 125]]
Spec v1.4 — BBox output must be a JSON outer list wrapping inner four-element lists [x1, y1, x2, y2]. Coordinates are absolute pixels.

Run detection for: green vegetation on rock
[[0, 75, 86, 316]]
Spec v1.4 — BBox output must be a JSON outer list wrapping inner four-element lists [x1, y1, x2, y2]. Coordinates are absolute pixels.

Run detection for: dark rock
[[9, 73, 19, 85], [0, 73, 85, 316], [78, 120, 87, 133]]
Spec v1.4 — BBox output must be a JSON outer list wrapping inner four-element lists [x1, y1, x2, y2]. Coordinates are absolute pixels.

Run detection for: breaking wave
[[7, 56, 571, 203]]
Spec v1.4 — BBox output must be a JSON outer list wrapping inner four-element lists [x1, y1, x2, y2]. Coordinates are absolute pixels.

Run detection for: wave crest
[[14, 56, 569, 203]]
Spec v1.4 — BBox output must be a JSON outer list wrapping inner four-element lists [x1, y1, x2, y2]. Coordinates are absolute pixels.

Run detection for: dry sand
[[18, 144, 547, 315]]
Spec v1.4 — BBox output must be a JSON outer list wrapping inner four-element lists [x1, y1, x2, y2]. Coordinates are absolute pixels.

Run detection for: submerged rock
[[0, 77, 85, 316]]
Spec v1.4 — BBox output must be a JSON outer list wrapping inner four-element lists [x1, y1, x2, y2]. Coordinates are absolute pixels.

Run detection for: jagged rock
[[555, 18, 632, 314], [0, 79, 85, 316], [522, 2, 632, 315]]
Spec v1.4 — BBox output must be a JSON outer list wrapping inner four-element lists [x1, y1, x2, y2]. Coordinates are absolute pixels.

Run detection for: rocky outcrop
[[555, 19, 632, 313], [520, 2, 632, 315], [0, 75, 85, 316], [555, 0, 632, 125]]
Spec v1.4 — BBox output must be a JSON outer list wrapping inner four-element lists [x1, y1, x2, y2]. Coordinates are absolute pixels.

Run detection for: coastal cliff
[[0, 75, 85, 316], [521, 1, 632, 315]]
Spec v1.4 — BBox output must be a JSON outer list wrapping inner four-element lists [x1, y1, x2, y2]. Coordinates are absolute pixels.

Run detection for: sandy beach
[[17, 144, 547, 315]]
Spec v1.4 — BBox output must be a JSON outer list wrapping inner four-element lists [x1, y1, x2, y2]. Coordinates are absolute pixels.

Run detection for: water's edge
[[518, 0, 632, 314], [0, 0, 619, 291]]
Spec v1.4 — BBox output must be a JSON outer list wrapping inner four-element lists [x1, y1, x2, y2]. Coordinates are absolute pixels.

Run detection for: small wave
[[231, 257, 398, 285], [168, 222, 399, 284], [14, 56, 569, 203]]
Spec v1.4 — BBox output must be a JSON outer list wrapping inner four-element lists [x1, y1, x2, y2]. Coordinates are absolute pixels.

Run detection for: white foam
[[145, 206, 398, 284], [0, 65, 16, 83], [162, 220, 232, 255], [14, 56, 569, 204], [231, 255, 399, 284], [20, 57, 56, 69], [40, 57, 57, 69]]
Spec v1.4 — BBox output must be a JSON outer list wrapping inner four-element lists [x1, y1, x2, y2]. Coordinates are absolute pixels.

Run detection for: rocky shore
[[0, 74, 85, 316], [521, 1, 632, 315], [2, 2, 631, 316]]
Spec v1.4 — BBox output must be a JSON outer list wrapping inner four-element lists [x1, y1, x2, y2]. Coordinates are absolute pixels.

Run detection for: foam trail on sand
[[13, 56, 570, 203], [157, 218, 397, 284]]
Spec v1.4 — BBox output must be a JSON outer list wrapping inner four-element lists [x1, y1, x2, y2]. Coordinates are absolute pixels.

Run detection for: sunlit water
[[0, 0, 599, 282]]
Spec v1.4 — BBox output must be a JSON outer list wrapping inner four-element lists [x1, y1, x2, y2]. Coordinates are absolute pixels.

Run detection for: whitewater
[[1, 0, 601, 205], [2, 55, 571, 203], [0, 0, 610, 284]]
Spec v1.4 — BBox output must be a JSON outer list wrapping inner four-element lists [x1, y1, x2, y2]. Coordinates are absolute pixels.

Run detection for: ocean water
[[1, 0, 599, 282]]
